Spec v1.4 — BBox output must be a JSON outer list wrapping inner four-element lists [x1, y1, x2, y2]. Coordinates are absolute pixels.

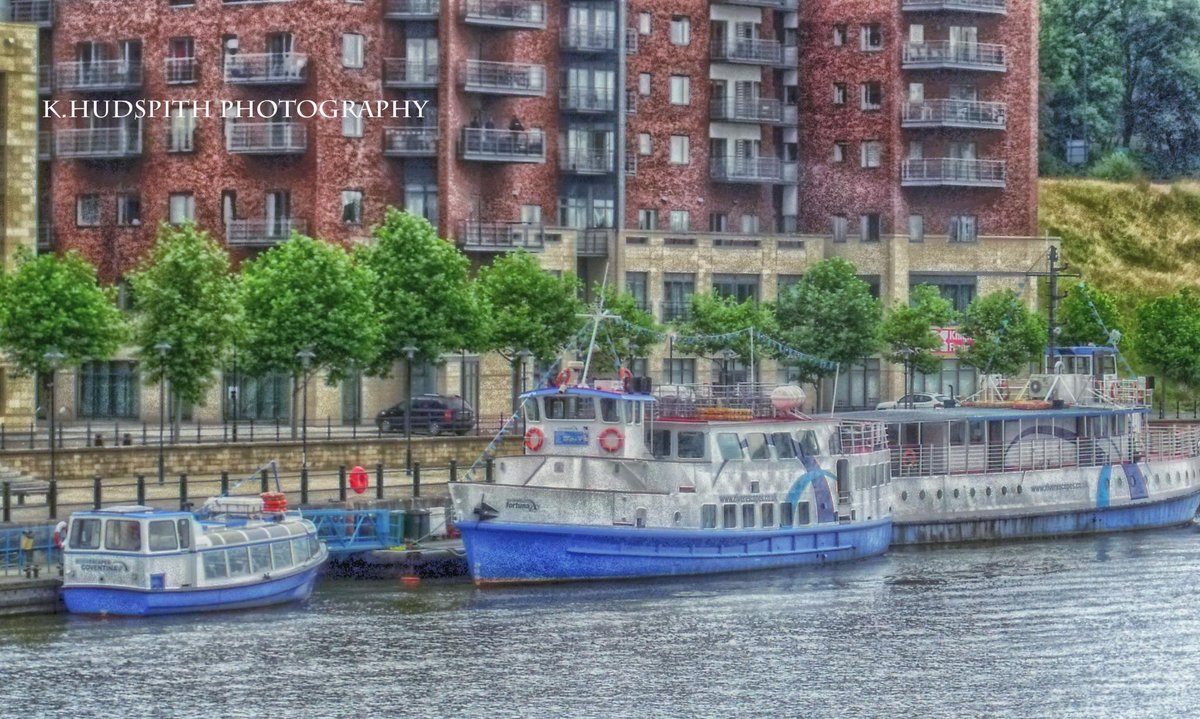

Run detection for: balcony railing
[[902, 41, 1007, 71], [9, 0, 52, 26], [625, 152, 637, 176], [463, 0, 546, 29], [661, 302, 691, 323], [384, 58, 439, 88], [625, 28, 638, 54], [459, 127, 545, 162], [902, 99, 1007, 129], [165, 57, 199, 85], [385, 0, 439, 19], [383, 126, 438, 156], [226, 123, 307, 154], [223, 53, 308, 85], [38, 131, 51, 161], [902, 0, 1006, 14], [460, 221, 545, 252], [560, 147, 614, 174], [37, 224, 53, 252], [901, 158, 1006, 187], [560, 86, 616, 113], [226, 219, 307, 247], [56, 61, 142, 92], [37, 65, 51, 94], [711, 38, 783, 65], [56, 127, 143, 159], [714, 0, 797, 8], [577, 228, 611, 257], [710, 157, 794, 184], [463, 60, 546, 96], [710, 98, 785, 124], [561, 26, 616, 52]]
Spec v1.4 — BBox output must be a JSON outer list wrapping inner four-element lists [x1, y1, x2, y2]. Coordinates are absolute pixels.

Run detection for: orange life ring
[[599, 428, 624, 453], [901, 448, 918, 468], [524, 427, 545, 452], [555, 369, 571, 388]]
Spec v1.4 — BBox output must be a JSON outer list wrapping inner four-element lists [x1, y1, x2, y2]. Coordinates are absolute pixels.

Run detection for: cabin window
[[250, 544, 272, 573], [291, 537, 312, 563], [772, 432, 797, 459], [629, 402, 643, 424], [544, 396, 595, 420], [227, 547, 251, 577], [522, 398, 540, 421], [271, 541, 293, 569], [717, 433, 744, 460], [722, 503, 738, 528], [969, 421, 985, 445], [677, 431, 705, 458], [601, 398, 620, 422], [177, 519, 191, 548], [796, 501, 811, 525], [203, 551, 228, 579], [148, 520, 178, 552], [105, 520, 142, 552], [949, 421, 967, 445], [308, 536, 321, 558], [761, 503, 775, 527], [779, 502, 794, 527], [796, 430, 820, 457], [701, 504, 717, 528], [746, 433, 771, 460], [742, 504, 756, 528], [649, 429, 671, 458], [69, 518, 102, 550]]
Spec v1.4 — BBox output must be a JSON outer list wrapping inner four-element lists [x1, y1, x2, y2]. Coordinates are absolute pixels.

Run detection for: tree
[[358, 209, 488, 373], [592, 284, 660, 373], [239, 234, 381, 433], [475, 251, 584, 363], [880, 284, 958, 396], [1057, 282, 1124, 347], [1132, 288, 1200, 390], [0, 248, 125, 377], [775, 258, 881, 383], [957, 290, 1049, 377], [673, 292, 777, 380], [127, 223, 241, 426]]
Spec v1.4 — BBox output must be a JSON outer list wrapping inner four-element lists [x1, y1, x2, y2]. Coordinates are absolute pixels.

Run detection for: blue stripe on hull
[[893, 491, 1200, 545], [62, 563, 324, 617], [457, 518, 892, 583]]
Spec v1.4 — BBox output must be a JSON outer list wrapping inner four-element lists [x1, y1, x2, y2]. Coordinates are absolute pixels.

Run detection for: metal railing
[[458, 127, 546, 162], [8, 0, 52, 26], [463, 0, 546, 28], [384, 58, 439, 87], [385, 0, 439, 18], [711, 37, 783, 65], [559, 147, 614, 174], [711, 156, 793, 183], [37, 65, 51, 94], [577, 228, 611, 257], [460, 221, 545, 252], [661, 302, 692, 322], [654, 383, 813, 420], [165, 57, 199, 84], [561, 25, 616, 51], [226, 123, 307, 154], [37, 131, 50, 161], [902, 0, 1006, 13], [902, 41, 1007, 71], [902, 99, 1007, 129], [223, 52, 308, 84], [56, 61, 142, 91], [625, 152, 637, 176], [226, 218, 307, 247], [901, 158, 1006, 187], [383, 127, 438, 156], [561, 86, 616, 112], [625, 28, 638, 54], [462, 60, 545, 95], [715, 0, 797, 8], [56, 127, 143, 158], [710, 98, 784, 124], [37, 224, 53, 252]]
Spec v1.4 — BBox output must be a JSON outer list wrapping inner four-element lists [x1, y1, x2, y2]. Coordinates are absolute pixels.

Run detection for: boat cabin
[[519, 386, 655, 459]]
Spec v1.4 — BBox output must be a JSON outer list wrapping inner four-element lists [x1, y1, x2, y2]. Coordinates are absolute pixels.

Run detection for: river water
[[4, 527, 1200, 719]]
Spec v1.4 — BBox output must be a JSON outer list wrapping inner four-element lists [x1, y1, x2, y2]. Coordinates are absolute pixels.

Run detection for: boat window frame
[[270, 540, 293, 569], [249, 543, 273, 573], [760, 503, 775, 527], [796, 501, 811, 525], [291, 536, 312, 563], [700, 504, 717, 529], [796, 430, 821, 457], [778, 502, 794, 527], [177, 519, 191, 548], [721, 503, 737, 528], [147, 519, 179, 552], [772, 432, 797, 459], [716, 432, 744, 461], [226, 546, 251, 577], [648, 427, 672, 458], [69, 517, 102, 550], [677, 430, 706, 459], [745, 433, 771, 461], [522, 397, 540, 422], [600, 398, 620, 423], [104, 519, 142, 552], [203, 549, 229, 580], [741, 503, 756, 528]]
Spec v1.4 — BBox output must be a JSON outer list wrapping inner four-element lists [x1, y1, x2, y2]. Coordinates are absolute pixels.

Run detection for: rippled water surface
[[5, 528, 1200, 718]]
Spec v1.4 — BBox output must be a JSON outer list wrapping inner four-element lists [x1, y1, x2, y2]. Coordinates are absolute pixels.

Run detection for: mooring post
[[179, 473, 189, 511], [220, 471, 229, 497], [300, 467, 309, 505], [48, 480, 57, 520], [338, 465, 347, 502], [92, 475, 102, 510], [136, 475, 145, 506], [260, 469, 269, 494], [413, 462, 421, 498], [375, 463, 384, 500], [485, 458, 494, 484], [449, 460, 457, 483], [1, 482, 10, 523]]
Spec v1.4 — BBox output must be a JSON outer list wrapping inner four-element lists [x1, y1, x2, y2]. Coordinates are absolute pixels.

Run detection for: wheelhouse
[[519, 386, 655, 459]]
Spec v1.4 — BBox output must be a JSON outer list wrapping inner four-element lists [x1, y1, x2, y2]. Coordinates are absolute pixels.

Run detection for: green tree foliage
[[672, 292, 777, 362], [474, 251, 584, 362], [1132, 288, 1200, 387], [880, 284, 958, 377], [957, 290, 1049, 376], [0, 249, 124, 375], [127, 223, 240, 408], [1057, 282, 1124, 347], [592, 284, 660, 372], [358, 210, 488, 371], [775, 258, 881, 382]]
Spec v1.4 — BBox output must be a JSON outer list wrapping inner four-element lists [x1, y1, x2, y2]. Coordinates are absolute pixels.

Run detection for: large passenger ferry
[[847, 347, 1200, 544], [450, 376, 894, 584]]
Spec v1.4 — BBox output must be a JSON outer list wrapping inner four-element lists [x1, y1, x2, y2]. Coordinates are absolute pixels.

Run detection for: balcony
[[56, 61, 142, 92], [463, 0, 546, 29], [9, 0, 52, 26], [626, 152, 637, 176], [226, 219, 307, 248], [38, 131, 50, 161], [577, 228, 611, 257], [55, 127, 143, 159], [710, 157, 795, 184], [384, 126, 438, 156], [37, 224, 53, 253], [902, 41, 1007, 72], [462, 60, 545, 96], [625, 28, 638, 54], [710, 98, 786, 124], [560, 147, 614, 174], [714, 0, 797, 8], [38, 65, 51, 94], [661, 302, 691, 323], [459, 127, 545, 163], [223, 53, 308, 85], [460, 221, 545, 252], [902, 99, 1007, 130], [711, 38, 783, 66], [561, 26, 616, 52], [902, 0, 1006, 14], [901, 157, 1006, 187], [226, 122, 307, 154], [165, 57, 199, 85], [385, 0, 439, 19], [560, 86, 616, 113], [384, 58, 438, 88]]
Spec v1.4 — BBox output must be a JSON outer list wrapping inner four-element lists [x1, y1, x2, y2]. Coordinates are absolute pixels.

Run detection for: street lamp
[[897, 347, 915, 409], [43, 350, 64, 487], [402, 345, 418, 474], [296, 347, 315, 469], [154, 342, 171, 485], [516, 348, 533, 395], [721, 348, 735, 386]]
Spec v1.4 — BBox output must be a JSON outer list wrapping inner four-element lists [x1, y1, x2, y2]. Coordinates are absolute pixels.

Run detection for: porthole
[[970, 488, 976, 498], [936, 490, 943, 500], [1001, 486, 1008, 496], [986, 487, 993, 497], [1017, 485, 1023, 495], [901, 491, 909, 501], [919, 490, 926, 501], [673, 511, 682, 526], [953, 488, 960, 499]]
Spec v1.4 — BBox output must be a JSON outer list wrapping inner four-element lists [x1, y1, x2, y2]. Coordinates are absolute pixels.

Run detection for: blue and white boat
[[61, 494, 327, 616], [451, 378, 894, 584]]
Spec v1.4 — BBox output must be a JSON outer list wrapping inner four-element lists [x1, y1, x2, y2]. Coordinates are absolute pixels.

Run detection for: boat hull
[[457, 517, 892, 584]]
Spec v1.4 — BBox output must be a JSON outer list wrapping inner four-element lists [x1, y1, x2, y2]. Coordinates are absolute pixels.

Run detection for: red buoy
[[349, 465, 369, 494]]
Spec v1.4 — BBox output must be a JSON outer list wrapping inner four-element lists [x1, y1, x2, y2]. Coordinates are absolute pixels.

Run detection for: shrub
[[1088, 150, 1144, 182]]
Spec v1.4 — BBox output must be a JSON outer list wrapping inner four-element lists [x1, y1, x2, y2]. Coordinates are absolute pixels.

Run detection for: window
[[701, 504, 718, 529], [779, 503, 794, 528], [740, 214, 759, 234], [861, 23, 882, 50], [949, 215, 978, 243], [741, 504, 756, 528], [678, 431, 705, 458], [861, 82, 882, 110], [910, 274, 977, 313], [116, 194, 141, 227], [909, 24, 925, 44], [341, 190, 363, 224], [860, 213, 881, 242], [649, 429, 671, 458], [833, 83, 847, 105], [797, 501, 811, 525], [713, 273, 759, 303], [271, 541, 292, 569], [148, 520, 178, 552], [76, 195, 100, 226], [342, 33, 364, 68], [250, 544, 272, 573], [169, 193, 194, 224], [861, 140, 882, 168], [663, 357, 696, 384], [342, 108, 363, 137], [832, 24, 847, 46], [909, 214, 924, 242], [832, 141, 847, 163], [638, 12, 651, 35], [227, 547, 251, 577], [717, 432, 743, 460], [831, 214, 848, 242], [669, 135, 689, 164], [670, 16, 690, 45], [520, 204, 541, 225], [669, 75, 690, 105], [663, 273, 694, 322], [746, 433, 770, 460], [79, 360, 140, 418], [105, 520, 141, 551], [668, 210, 689, 231], [761, 503, 775, 527], [638, 132, 651, 155], [908, 140, 924, 160], [203, 551, 228, 579], [168, 103, 196, 152], [169, 0, 195, 6], [777, 275, 801, 300], [69, 518, 101, 549], [638, 73, 651, 96], [772, 432, 796, 459], [637, 208, 657, 230], [722, 504, 737, 528], [166, 37, 196, 84], [291, 537, 312, 563]]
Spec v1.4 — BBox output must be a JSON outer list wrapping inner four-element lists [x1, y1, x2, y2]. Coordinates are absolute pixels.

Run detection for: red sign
[[349, 465, 369, 495], [933, 328, 973, 357]]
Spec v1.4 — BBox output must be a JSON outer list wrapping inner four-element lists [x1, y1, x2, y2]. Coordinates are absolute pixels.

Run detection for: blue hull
[[893, 491, 1200, 545], [62, 563, 324, 617], [457, 518, 892, 583]]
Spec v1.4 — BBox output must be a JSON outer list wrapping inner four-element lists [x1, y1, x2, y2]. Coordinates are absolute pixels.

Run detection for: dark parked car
[[376, 395, 475, 436]]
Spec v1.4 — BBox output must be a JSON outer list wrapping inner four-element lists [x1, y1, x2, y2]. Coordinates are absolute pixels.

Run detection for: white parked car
[[875, 393, 958, 410]]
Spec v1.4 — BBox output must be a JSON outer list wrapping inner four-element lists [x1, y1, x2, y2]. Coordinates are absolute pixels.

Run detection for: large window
[[670, 135, 689, 164], [78, 361, 139, 419], [342, 33, 364, 68], [910, 274, 977, 313], [670, 16, 691, 45], [224, 372, 291, 422], [712, 273, 759, 303], [914, 358, 977, 399], [669, 75, 690, 105], [663, 358, 696, 384], [625, 271, 648, 310], [662, 272, 695, 322], [834, 358, 881, 411], [169, 193, 195, 225], [76, 195, 101, 227]]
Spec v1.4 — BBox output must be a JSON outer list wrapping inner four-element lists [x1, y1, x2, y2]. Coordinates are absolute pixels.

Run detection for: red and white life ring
[[524, 427, 545, 452], [53, 521, 67, 549], [599, 428, 624, 454], [901, 448, 918, 468], [554, 369, 572, 389]]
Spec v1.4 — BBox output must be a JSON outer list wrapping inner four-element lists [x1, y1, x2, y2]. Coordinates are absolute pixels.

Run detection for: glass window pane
[[722, 504, 737, 528], [250, 544, 273, 573], [746, 433, 770, 460], [227, 547, 251, 577], [70, 518, 102, 549], [271, 541, 293, 569], [148, 520, 178, 552], [203, 551, 228, 579], [701, 504, 717, 529], [677, 431, 705, 458], [717, 433, 743, 460], [779, 503, 794, 528], [105, 519, 142, 551]]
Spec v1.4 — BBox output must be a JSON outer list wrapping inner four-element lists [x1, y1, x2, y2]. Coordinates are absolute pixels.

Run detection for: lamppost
[[721, 348, 735, 386], [898, 347, 915, 409], [516, 348, 533, 395], [154, 342, 171, 485], [43, 350, 64, 487], [296, 347, 315, 469], [402, 345, 417, 474]]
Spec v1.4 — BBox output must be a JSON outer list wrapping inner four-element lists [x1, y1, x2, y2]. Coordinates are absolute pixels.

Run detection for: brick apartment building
[[6, 0, 1050, 426]]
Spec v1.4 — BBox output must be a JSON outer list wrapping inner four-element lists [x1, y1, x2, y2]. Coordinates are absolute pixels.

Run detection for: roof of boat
[[520, 386, 656, 402], [72, 505, 192, 519], [840, 404, 1146, 423]]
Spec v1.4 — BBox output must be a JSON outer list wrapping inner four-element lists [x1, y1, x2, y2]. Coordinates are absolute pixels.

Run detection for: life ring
[[53, 521, 67, 550], [599, 428, 624, 453], [901, 448, 918, 468], [618, 367, 634, 392], [554, 369, 571, 389], [524, 427, 545, 452]]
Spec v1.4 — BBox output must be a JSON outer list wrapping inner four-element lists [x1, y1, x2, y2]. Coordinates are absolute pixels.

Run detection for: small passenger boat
[[61, 494, 327, 616]]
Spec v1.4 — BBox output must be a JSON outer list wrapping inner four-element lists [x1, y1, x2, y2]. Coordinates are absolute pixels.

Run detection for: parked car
[[875, 393, 958, 410], [376, 395, 475, 436]]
